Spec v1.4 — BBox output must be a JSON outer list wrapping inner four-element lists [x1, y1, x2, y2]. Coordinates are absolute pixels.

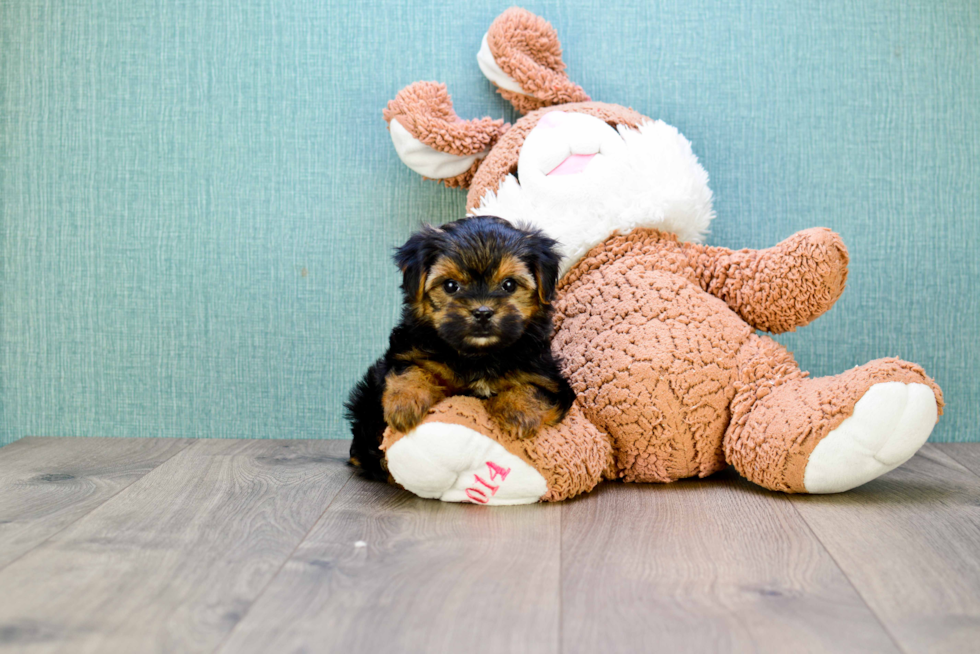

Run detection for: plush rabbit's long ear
[[477, 8, 590, 115], [383, 82, 509, 189]]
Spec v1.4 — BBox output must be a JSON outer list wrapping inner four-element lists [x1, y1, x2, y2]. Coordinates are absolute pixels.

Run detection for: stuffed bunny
[[377, 7, 943, 505]]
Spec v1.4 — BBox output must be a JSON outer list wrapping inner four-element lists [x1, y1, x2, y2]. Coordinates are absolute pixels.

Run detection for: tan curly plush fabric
[[383, 81, 509, 188], [485, 7, 590, 114], [553, 228, 942, 492], [554, 230, 752, 482], [383, 81, 508, 156], [726, 353, 943, 491], [559, 227, 850, 335]]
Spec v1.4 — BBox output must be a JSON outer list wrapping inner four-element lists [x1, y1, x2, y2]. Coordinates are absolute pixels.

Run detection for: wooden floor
[[0, 439, 978, 653]]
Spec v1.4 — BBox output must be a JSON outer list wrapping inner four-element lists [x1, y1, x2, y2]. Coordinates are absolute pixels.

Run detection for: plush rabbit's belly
[[553, 263, 753, 483]]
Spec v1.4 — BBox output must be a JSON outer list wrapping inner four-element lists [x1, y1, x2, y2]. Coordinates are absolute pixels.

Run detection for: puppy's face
[[424, 250, 537, 351], [395, 217, 561, 354]]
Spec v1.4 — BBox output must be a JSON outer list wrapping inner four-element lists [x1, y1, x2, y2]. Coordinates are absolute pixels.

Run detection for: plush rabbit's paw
[[386, 421, 548, 505]]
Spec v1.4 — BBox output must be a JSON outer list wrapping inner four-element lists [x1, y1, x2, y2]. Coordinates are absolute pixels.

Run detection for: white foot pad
[[803, 382, 938, 493], [386, 422, 548, 505]]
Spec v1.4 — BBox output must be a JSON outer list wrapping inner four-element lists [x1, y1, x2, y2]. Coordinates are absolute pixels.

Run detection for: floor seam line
[[0, 438, 199, 575], [930, 444, 980, 482], [209, 470, 355, 654], [787, 499, 910, 654], [558, 503, 563, 654]]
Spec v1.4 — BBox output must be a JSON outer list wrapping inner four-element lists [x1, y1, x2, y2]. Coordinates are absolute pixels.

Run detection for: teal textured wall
[[1, 0, 978, 446]]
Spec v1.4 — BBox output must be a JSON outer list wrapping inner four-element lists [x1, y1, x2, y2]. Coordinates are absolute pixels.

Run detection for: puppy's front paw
[[488, 392, 550, 439], [384, 390, 435, 433], [502, 410, 545, 440], [383, 369, 446, 434]]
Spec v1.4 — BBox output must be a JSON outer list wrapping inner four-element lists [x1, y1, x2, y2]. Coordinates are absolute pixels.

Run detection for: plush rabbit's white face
[[383, 7, 716, 276], [471, 111, 715, 275], [518, 111, 627, 185]]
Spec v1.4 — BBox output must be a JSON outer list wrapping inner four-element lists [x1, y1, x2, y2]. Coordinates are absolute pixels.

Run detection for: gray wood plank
[[561, 471, 899, 654], [0, 438, 353, 654], [217, 475, 561, 654], [0, 437, 192, 568], [936, 443, 980, 479], [791, 444, 980, 653]]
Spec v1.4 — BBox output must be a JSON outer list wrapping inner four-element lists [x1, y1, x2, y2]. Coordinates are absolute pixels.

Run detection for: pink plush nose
[[547, 153, 596, 176], [536, 111, 569, 129]]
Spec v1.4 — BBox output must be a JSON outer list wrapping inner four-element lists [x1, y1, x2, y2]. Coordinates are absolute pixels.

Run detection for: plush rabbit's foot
[[726, 350, 943, 493], [803, 382, 938, 493], [385, 421, 549, 505]]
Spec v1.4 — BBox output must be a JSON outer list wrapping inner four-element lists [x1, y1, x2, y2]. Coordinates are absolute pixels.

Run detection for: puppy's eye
[[501, 278, 517, 294], [443, 280, 459, 295]]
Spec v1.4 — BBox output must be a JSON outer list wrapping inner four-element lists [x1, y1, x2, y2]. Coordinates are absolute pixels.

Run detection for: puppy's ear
[[522, 229, 562, 305], [394, 225, 442, 306]]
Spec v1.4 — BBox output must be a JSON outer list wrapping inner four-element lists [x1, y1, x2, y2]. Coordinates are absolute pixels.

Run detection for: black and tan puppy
[[345, 216, 575, 481]]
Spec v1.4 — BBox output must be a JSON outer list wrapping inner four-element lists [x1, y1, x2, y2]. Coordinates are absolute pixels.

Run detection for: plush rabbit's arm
[[687, 228, 849, 334]]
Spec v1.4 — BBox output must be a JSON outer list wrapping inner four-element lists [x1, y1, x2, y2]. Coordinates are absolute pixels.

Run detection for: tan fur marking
[[395, 349, 462, 393], [532, 267, 552, 306], [488, 255, 540, 320], [394, 348, 426, 363], [471, 378, 494, 398], [507, 370, 560, 394], [416, 256, 468, 325], [491, 255, 533, 287], [414, 270, 428, 312], [415, 360, 462, 393], [426, 256, 470, 290], [508, 286, 540, 321]]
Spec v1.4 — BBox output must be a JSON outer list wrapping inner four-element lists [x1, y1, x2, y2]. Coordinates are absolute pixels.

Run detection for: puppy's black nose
[[472, 306, 495, 322]]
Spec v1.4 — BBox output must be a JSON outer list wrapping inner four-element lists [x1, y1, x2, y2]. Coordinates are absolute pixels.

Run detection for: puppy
[[345, 215, 576, 481]]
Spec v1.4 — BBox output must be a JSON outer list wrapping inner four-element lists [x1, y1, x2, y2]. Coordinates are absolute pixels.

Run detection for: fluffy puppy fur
[[346, 216, 575, 481]]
